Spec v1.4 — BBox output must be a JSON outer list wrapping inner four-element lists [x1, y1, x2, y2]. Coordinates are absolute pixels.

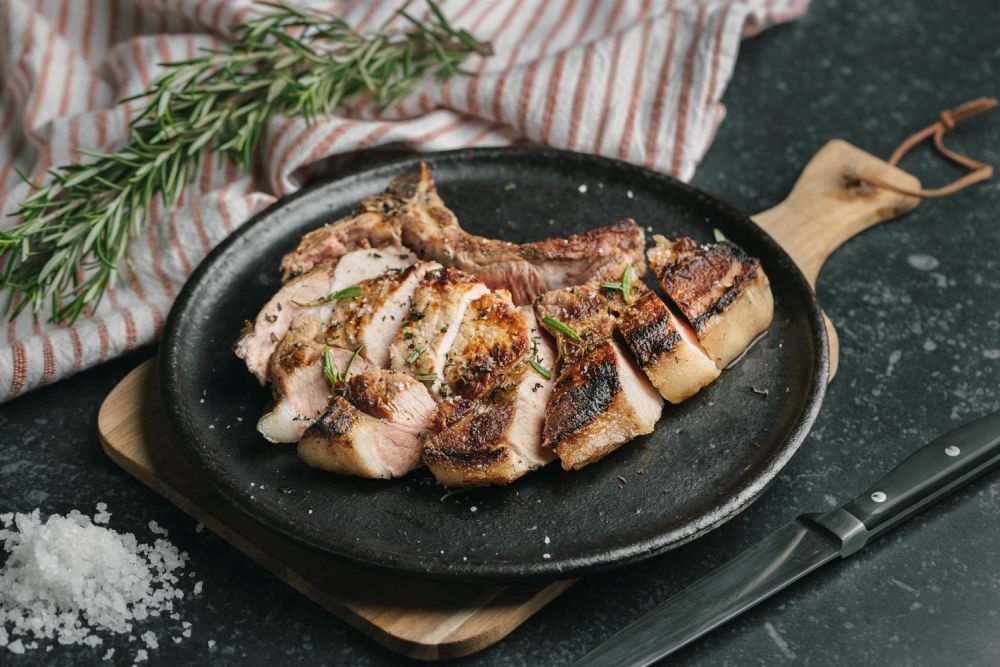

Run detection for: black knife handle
[[823, 410, 1000, 548]]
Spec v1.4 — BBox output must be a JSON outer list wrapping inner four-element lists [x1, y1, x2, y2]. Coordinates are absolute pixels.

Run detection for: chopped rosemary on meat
[[601, 263, 633, 304], [414, 372, 437, 382], [713, 228, 729, 243], [294, 284, 362, 307], [529, 358, 551, 380], [542, 316, 581, 342], [407, 347, 426, 364], [322, 343, 365, 386]]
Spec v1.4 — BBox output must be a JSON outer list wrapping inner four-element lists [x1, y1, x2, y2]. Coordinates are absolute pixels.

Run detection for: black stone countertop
[[2, 0, 999, 664]]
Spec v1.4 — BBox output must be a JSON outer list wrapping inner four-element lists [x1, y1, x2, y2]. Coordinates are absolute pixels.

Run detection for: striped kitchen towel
[[0, 0, 808, 401]]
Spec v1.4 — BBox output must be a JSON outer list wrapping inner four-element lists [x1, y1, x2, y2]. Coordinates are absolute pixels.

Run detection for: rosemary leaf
[[414, 372, 437, 383], [407, 347, 426, 364], [713, 228, 729, 243], [294, 284, 362, 307], [542, 316, 581, 342], [529, 358, 551, 380]]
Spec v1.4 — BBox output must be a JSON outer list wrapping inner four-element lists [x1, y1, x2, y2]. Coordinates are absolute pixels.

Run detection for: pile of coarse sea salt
[[0, 505, 197, 661]]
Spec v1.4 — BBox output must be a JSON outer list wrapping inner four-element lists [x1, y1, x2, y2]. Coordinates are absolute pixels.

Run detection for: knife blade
[[573, 408, 1000, 667]]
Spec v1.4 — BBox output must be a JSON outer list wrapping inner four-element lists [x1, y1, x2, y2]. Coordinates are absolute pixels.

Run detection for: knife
[[572, 409, 1000, 667]]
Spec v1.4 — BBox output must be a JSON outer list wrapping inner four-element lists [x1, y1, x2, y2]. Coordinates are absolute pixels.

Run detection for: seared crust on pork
[[297, 371, 436, 479], [648, 236, 774, 368], [280, 162, 646, 304], [443, 291, 530, 400], [617, 283, 720, 403], [424, 307, 556, 486], [542, 340, 661, 470]]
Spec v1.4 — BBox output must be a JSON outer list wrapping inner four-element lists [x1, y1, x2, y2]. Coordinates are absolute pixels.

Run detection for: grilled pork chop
[[534, 274, 717, 403], [442, 291, 530, 400], [323, 261, 439, 368], [388, 267, 490, 397], [280, 163, 647, 304], [423, 307, 556, 487], [541, 340, 661, 470], [617, 282, 720, 403], [297, 371, 437, 479], [235, 247, 414, 384], [257, 315, 373, 443], [536, 285, 664, 470], [648, 236, 774, 368]]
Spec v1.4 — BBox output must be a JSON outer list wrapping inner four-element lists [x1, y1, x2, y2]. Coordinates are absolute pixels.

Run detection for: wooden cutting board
[[97, 140, 920, 660]]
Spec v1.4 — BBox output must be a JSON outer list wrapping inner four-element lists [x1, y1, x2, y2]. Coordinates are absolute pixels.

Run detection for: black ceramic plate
[[160, 148, 828, 580]]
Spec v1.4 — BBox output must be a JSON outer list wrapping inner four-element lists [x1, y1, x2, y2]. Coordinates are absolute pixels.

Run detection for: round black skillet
[[160, 148, 828, 580]]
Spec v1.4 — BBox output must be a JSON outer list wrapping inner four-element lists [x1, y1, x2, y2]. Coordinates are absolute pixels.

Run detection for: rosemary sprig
[[294, 284, 362, 307], [542, 316, 581, 342], [601, 264, 633, 304], [407, 346, 426, 364], [1, 1, 491, 324], [323, 343, 365, 386]]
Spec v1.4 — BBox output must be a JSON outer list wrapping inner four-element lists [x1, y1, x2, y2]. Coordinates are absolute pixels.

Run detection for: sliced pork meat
[[388, 267, 489, 397], [280, 162, 646, 305], [297, 371, 437, 479], [404, 217, 648, 305], [424, 307, 556, 487], [257, 315, 372, 443], [279, 166, 446, 278], [323, 261, 439, 367], [648, 236, 774, 368], [541, 340, 662, 470], [441, 291, 530, 400], [235, 247, 414, 384], [617, 282, 720, 403]]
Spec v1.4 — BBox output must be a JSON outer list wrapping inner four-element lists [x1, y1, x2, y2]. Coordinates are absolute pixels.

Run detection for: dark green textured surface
[[2, 0, 999, 664]]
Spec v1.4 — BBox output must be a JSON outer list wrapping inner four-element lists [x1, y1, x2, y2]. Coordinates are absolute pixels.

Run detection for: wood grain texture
[[752, 139, 923, 378], [97, 360, 575, 661]]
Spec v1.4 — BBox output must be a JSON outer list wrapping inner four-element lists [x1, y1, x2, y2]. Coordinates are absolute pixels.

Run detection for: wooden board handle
[[751, 139, 923, 379]]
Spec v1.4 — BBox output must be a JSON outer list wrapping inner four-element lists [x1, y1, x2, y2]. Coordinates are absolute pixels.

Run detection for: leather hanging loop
[[864, 96, 996, 198]]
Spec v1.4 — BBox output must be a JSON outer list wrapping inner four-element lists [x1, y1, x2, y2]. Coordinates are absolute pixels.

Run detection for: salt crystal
[[470, 506, 478, 513], [543, 553, 551, 559], [0, 508, 190, 657], [135, 647, 149, 663], [148, 520, 168, 536], [193, 581, 203, 595], [208, 639, 216, 650], [544, 536, 550, 544], [195, 523, 205, 533], [627, 190, 634, 199], [578, 184, 588, 193], [140, 631, 158, 649], [102, 648, 115, 661]]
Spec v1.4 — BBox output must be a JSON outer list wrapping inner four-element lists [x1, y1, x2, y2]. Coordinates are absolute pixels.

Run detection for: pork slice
[[534, 280, 620, 367], [281, 161, 646, 305], [404, 218, 648, 305], [424, 307, 556, 487], [322, 261, 439, 368], [542, 340, 662, 470], [280, 162, 456, 278], [297, 371, 437, 479], [388, 267, 489, 398], [235, 247, 414, 384], [441, 291, 530, 400], [257, 316, 372, 443], [617, 283, 720, 403], [648, 236, 774, 368]]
